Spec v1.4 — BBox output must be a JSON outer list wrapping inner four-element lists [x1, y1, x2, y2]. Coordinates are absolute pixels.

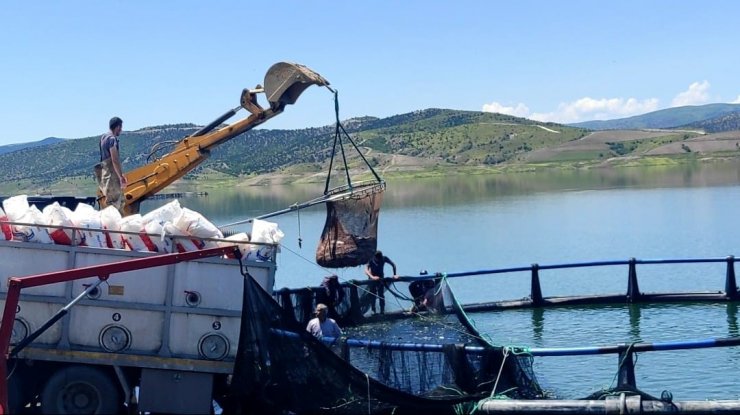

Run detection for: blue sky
[[1, 1, 739, 145]]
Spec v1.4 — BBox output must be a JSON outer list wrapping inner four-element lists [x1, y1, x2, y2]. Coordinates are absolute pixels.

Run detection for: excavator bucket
[[263, 62, 329, 109]]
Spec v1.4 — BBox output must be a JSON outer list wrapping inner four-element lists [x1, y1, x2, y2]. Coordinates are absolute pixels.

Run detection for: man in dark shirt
[[96, 117, 127, 211], [315, 274, 345, 320], [364, 250, 398, 314]]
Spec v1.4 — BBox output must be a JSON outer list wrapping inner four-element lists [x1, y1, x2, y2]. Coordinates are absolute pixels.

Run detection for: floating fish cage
[[260, 256, 740, 414]]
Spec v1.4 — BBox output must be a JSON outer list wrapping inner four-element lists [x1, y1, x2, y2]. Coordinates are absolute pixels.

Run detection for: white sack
[[119, 214, 157, 252], [245, 219, 284, 261], [43, 202, 77, 245], [71, 203, 106, 248], [173, 208, 223, 248], [13, 205, 53, 244], [217, 232, 251, 258], [162, 222, 203, 252], [100, 206, 124, 249], [142, 200, 182, 225], [2, 195, 29, 221], [0, 206, 12, 241]]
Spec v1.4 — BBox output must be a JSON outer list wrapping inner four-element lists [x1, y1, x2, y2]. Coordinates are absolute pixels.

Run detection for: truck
[[0, 62, 330, 414]]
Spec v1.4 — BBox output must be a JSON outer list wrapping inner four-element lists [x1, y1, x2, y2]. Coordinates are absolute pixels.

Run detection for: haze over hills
[[1, 103, 739, 193], [569, 103, 740, 130], [0, 137, 65, 156]]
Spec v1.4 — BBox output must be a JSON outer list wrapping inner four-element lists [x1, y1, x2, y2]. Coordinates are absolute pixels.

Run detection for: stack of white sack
[[215, 220, 284, 261], [0, 196, 284, 260], [120, 200, 225, 253]]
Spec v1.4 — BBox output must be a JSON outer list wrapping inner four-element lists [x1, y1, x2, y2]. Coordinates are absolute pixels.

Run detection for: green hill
[[0, 110, 589, 192], [2, 106, 740, 195]]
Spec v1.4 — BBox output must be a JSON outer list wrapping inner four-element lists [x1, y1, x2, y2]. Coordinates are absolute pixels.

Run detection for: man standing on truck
[[96, 116, 127, 211]]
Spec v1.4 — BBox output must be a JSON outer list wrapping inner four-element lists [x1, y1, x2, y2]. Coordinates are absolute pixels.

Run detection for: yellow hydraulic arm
[[98, 62, 329, 216]]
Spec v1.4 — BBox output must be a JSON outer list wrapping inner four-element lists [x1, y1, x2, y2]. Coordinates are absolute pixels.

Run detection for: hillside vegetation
[[682, 111, 740, 133], [1, 105, 740, 194]]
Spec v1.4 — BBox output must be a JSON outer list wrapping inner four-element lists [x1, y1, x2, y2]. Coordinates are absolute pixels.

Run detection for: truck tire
[[41, 366, 121, 415]]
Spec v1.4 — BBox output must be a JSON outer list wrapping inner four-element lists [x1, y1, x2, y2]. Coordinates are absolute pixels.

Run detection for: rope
[[323, 89, 383, 196], [491, 347, 510, 397], [608, 342, 638, 391], [443, 274, 499, 346], [296, 207, 302, 249]]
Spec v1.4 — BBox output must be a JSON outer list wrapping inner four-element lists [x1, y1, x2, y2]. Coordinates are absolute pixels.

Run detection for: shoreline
[[7, 153, 740, 196]]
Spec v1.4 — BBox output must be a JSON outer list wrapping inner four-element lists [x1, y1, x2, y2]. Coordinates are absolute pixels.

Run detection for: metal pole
[[476, 395, 740, 414], [725, 256, 738, 300], [531, 264, 544, 306], [0, 282, 21, 414], [627, 258, 641, 302], [617, 347, 637, 389]]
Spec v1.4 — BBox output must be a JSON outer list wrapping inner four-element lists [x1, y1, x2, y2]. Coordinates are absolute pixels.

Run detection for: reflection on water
[[344, 301, 740, 399], [722, 301, 737, 338], [531, 307, 544, 342], [146, 161, 740, 215], [628, 304, 641, 339], [386, 162, 740, 208], [468, 301, 740, 399]]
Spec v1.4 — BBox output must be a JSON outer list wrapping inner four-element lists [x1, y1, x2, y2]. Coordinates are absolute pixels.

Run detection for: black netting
[[276, 277, 407, 328], [444, 277, 544, 399], [230, 273, 545, 414], [316, 185, 384, 268]]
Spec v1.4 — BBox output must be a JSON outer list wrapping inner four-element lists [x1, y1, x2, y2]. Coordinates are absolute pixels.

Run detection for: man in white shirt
[[306, 303, 342, 339]]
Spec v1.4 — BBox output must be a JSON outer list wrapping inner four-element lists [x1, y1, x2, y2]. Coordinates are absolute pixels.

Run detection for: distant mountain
[[680, 111, 740, 133], [0, 137, 65, 155], [570, 103, 740, 130]]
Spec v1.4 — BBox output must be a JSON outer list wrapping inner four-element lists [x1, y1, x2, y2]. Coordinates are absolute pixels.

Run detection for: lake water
[[144, 161, 740, 400]]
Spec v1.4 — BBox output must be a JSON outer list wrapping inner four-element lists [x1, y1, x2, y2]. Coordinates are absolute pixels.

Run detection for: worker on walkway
[[316, 274, 345, 320], [365, 250, 399, 314]]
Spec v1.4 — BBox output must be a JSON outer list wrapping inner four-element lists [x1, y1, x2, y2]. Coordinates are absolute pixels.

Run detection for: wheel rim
[[57, 381, 101, 414]]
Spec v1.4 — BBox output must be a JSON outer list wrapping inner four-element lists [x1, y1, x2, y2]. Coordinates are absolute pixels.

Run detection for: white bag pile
[[0, 195, 283, 261]]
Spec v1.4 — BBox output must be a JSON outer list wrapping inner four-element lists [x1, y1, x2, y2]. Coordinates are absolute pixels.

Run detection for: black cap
[[109, 116, 123, 130]]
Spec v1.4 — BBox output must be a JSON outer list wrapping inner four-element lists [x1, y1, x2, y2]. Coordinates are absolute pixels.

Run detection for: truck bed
[[0, 238, 276, 373]]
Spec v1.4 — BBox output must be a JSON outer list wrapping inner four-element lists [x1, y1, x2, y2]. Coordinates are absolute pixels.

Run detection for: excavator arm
[[98, 62, 329, 216]]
